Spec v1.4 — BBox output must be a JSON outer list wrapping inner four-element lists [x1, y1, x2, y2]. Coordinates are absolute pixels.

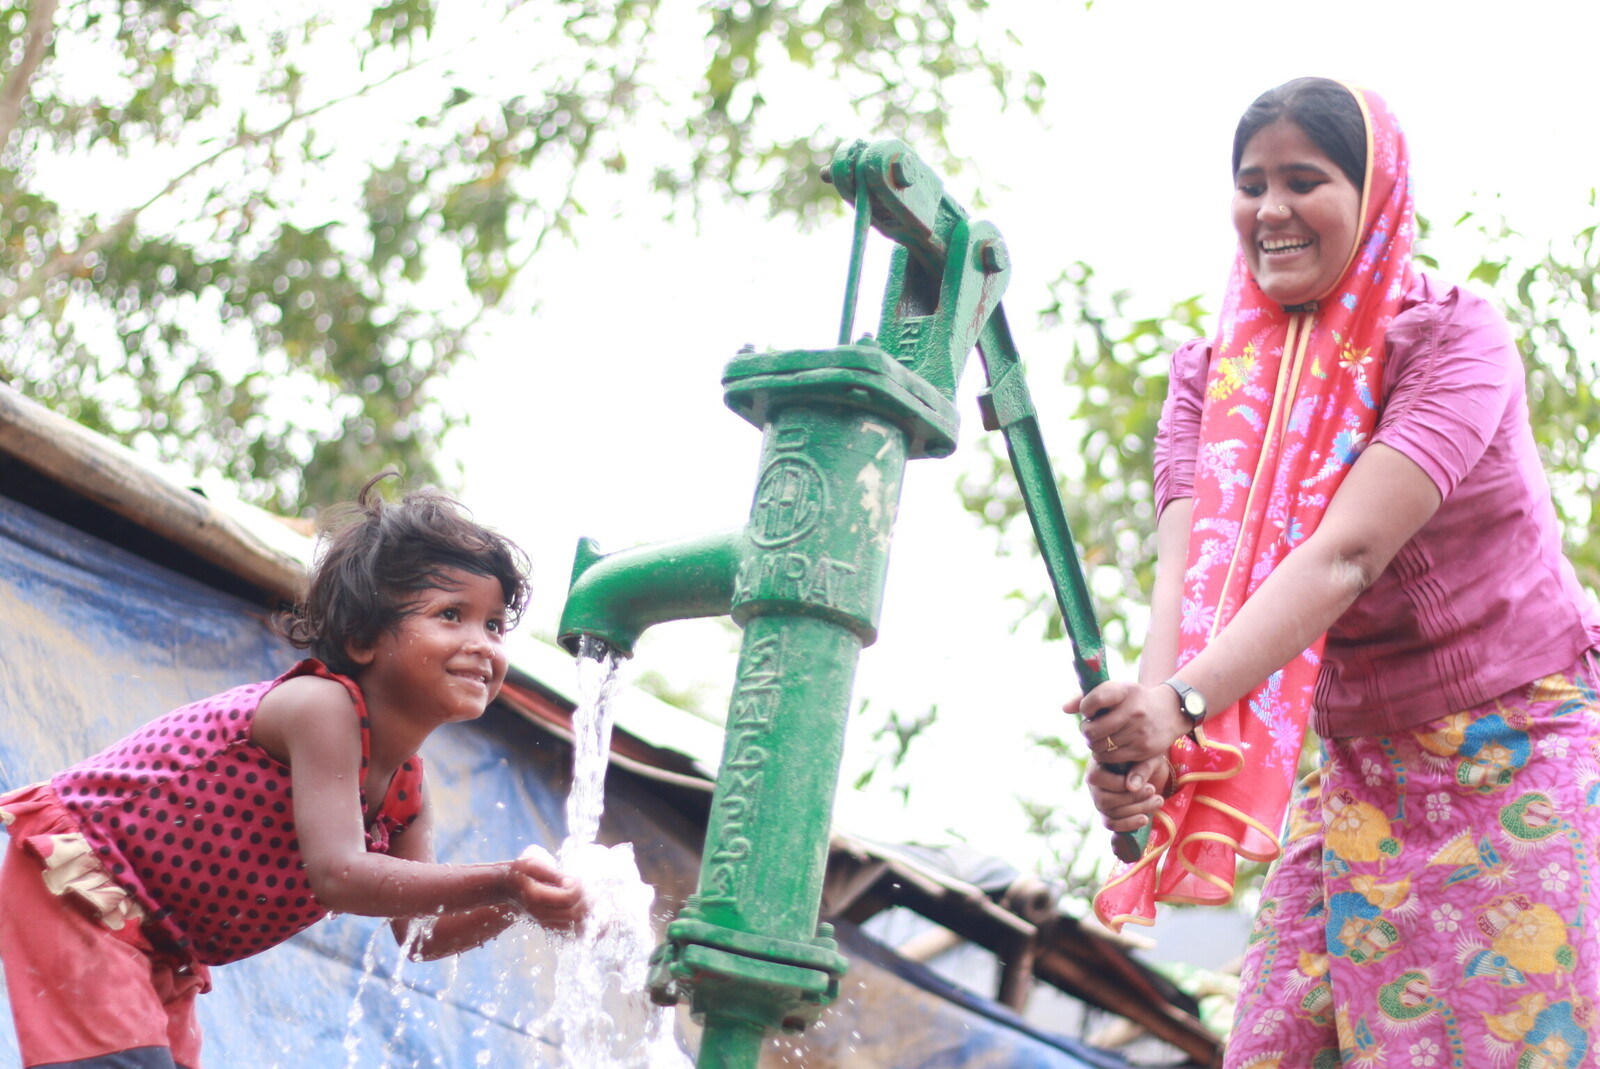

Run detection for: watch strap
[[1161, 676, 1207, 728]]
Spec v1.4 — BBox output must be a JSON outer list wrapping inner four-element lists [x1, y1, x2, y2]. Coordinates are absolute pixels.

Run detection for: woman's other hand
[[1085, 756, 1171, 832]]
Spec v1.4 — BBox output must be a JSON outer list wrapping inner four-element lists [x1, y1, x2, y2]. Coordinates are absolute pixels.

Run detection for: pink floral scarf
[[1096, 84, 1417, 930]]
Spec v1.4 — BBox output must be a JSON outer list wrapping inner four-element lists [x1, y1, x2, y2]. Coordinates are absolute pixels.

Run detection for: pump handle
[[975, 309, 1148, 864]]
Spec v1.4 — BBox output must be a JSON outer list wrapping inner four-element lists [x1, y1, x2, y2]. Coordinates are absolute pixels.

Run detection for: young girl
[[0, 475, 585, 1069], [1071, 79, 1600, 1065]]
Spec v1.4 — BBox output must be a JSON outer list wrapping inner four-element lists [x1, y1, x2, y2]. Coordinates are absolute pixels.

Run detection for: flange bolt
[[889, 153, 915, 190], [978, 240, 1009, 275]]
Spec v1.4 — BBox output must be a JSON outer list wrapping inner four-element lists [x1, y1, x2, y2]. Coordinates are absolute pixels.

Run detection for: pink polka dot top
[[52, 660, 424, 965]]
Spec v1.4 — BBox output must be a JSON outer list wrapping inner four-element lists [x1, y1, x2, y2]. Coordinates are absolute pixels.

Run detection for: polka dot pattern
[[52, 660, 424, 965]]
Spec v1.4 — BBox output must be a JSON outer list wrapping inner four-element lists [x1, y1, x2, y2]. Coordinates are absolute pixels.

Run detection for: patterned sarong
[[1226, 654, 1600, 1069]]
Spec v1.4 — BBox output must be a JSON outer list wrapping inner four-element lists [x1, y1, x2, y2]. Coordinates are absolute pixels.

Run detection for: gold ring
[[1103, 737, 1118, 754]]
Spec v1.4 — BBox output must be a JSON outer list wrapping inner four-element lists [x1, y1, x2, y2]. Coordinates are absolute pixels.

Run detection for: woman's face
[[1232, 119, 1363, 307]]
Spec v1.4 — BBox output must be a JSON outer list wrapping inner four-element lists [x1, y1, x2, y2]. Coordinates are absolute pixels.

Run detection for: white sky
[[433, 1, 1600, 880]]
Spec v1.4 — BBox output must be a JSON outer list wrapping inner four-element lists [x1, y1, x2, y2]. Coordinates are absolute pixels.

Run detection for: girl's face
[[1232, 119, 1363, 307], [349, 568, 509, 726]]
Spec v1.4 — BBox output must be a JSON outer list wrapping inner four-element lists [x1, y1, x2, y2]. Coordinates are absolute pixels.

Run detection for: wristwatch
[[1162, 677, 1208, 730]]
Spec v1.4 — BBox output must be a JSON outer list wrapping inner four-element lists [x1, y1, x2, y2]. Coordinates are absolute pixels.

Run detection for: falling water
[[342, 917, 437, 1069], [532, 635, 693, 1068], [564, 635, 624, 849]]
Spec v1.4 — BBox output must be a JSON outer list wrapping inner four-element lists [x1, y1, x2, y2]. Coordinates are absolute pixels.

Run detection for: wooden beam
[[1033, 941, 1220, 1066], [0, 385, 307, 602], [995, 938, 1036, 1013], [823, 855, 894, 919]]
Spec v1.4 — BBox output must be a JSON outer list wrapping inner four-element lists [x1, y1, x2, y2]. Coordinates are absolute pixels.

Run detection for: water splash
[[341, 915, 453, 1068], [531, 636, 692, 1068], [341, 922, 388, 1067]]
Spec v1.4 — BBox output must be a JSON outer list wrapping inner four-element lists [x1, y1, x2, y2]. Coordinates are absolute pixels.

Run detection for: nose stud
[[1277, 205, 1290, 216]]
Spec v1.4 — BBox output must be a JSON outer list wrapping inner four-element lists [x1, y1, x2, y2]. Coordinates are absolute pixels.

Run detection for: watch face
[[1183, 691, 1205, 719]]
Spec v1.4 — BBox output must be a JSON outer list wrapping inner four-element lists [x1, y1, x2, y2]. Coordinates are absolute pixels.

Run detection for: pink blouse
[[1154, 274, 1600, 736]]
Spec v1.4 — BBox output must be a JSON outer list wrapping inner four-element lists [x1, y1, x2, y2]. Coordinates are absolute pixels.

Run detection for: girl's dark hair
[[1233, 77, 1367, 189], [275, 472, 531, 675]]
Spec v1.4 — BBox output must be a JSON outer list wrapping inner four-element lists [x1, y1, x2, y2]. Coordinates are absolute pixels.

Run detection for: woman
[[1070, 78, 1600, 1066]]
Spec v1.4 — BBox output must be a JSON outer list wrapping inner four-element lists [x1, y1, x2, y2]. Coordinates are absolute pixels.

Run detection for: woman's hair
[[275, 472, 531, 675], [1232, 77, 1367, 189]]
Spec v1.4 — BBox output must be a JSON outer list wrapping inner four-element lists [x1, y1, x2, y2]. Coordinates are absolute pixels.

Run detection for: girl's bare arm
[[253, 678, 582, 940], [384, 801, 583, 960]]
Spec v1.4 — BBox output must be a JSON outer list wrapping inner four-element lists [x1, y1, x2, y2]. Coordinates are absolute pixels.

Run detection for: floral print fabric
[[1227, 656, 1600, 1069]]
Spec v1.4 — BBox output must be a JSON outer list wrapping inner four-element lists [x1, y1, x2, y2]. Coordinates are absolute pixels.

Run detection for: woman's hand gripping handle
[[1067, 680, 1189, 862]]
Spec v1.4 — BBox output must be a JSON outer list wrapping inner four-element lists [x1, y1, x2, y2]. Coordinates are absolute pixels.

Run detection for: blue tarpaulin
[[0, 489, 1131, 1067]]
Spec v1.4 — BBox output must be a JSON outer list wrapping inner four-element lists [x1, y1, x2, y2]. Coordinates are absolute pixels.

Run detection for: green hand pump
[[557, 138, 1139, 1069]]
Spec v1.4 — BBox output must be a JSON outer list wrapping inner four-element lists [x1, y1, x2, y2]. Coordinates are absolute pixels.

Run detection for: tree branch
[[0, 0, 59, 153]]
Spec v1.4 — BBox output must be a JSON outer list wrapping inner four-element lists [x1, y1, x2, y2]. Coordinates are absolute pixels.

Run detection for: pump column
[[663, 396, 909, 1068], [714, 394, 908, 923]]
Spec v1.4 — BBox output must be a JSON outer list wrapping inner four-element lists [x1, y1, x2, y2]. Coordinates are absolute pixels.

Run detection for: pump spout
[[558, 529, 744, 658]]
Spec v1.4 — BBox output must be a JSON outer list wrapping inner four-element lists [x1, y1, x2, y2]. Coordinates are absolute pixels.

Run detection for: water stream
[[532, 636, 693, 1068]]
